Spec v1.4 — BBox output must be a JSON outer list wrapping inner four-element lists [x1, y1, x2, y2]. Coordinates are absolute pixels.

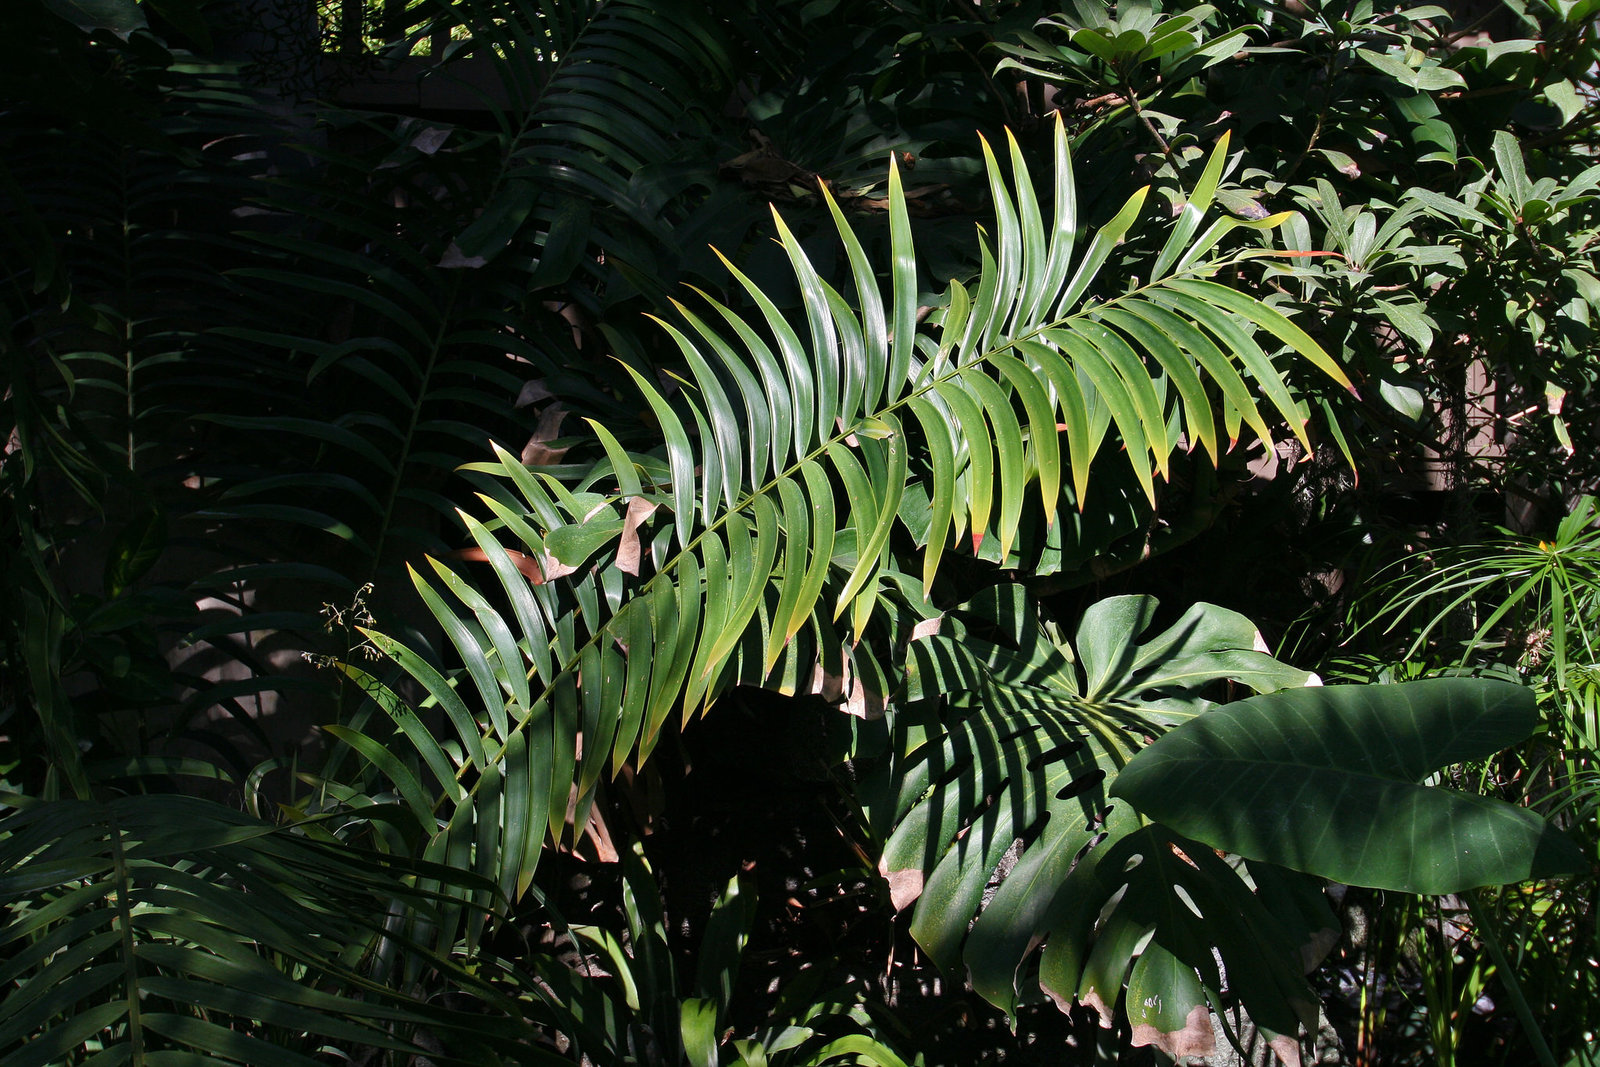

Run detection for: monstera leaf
[[1113, 677, 1587, 894], [880, 590, 1333, 1063]]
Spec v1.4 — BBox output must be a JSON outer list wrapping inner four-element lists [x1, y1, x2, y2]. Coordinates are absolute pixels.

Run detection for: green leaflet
[[544, 844, 905, 1067]]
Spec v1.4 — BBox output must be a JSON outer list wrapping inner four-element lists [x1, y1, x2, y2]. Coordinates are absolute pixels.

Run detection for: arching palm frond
[[381, 0, 741, 288], [0, 36, 314, 793], [200, 0, 746, 632], [335, 115, 1355, 944]]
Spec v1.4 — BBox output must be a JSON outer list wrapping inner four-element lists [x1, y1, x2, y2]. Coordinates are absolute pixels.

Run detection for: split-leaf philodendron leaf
[[1112, 677, 1586, 894], [881, 591, 1331, 1063]]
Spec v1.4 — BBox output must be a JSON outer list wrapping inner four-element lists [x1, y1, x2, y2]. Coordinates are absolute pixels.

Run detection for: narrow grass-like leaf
[[1016, 340, 1095, 505], [822, 182, 888, 414], [428, 558, 530, 712], [670, 302, 772, 489], [1056, 187, 1149, 318], [784, 461, 837, 645], [887, 155, 917, 396], [835, 418, 907, 620], [686, 528, 732, 715], [585, 418, 644, 500], [337, 664, 465, 804], [655, 317, 743, 514], [1153, 131, 1230, 281], [936, 381, 995, 548], [412, 564, 508, 741], [1048, 328, 1156, 502], [979, 138, 1023, 356], [695, 288, 795, 478], [1095, 308, 1215, 462], [320, 726, 434, 831], [715, 249, 815, 460], [1119, 299, 1269, 454], [1168, 278, 1355, 394], [1153, 291, 1301, 448], [907, 397, 957, 591], [966, 373, 1027, 558], [621, 363, 697, 547], [1076, 319, 1171, 476], [361, 630, 488, 771], [1005, 130, 1048, 334]]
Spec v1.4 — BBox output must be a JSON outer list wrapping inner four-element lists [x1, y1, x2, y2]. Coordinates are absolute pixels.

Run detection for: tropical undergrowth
[[3, 1, 1599, 1065]]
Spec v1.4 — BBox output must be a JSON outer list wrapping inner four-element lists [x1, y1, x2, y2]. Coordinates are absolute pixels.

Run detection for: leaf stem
[[108, 806, 147, 1060], [1466, 890, 1559, 1067], [1122, 78, 1174, 163]]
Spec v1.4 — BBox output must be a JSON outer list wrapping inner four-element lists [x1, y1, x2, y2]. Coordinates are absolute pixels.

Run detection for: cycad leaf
[[344, 117, 1356, 961], [0, 796, 536, 1062], [886, 155, 918, 397]]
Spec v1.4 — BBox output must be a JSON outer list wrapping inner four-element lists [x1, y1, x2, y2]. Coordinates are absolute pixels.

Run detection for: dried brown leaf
[[522, 403, 570, 465], [516, 378, 554, 408], [1130, 1004, 1216, 1061], [452, 546, 547, 585], [617, 497, 658, 576], [880, 865, 924, 911], [844, 673, 885, 720], [438, 241, 487, 269]]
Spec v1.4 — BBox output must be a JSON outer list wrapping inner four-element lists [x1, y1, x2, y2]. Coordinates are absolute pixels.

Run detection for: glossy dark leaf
[[1113, 679, 1586, 893]]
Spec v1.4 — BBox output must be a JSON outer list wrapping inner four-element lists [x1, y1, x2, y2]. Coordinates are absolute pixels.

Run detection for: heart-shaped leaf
[[1112, 678, 1586, 894]]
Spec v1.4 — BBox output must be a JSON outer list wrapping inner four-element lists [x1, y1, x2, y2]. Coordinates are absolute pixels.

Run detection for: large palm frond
[[0, 17, 312, 793], [375, 0, 743, 292], [0, 794, 556, 1064], [336, 116, 1355, 935]]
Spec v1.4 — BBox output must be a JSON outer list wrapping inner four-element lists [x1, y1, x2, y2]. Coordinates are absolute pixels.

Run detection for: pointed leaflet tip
[[1269, 1033, 1304, 1067]]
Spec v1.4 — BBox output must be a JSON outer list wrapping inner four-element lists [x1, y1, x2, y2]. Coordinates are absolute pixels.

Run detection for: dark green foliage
[[1115, 678, 1584, 893], [4, 1, 1599, 1064]]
